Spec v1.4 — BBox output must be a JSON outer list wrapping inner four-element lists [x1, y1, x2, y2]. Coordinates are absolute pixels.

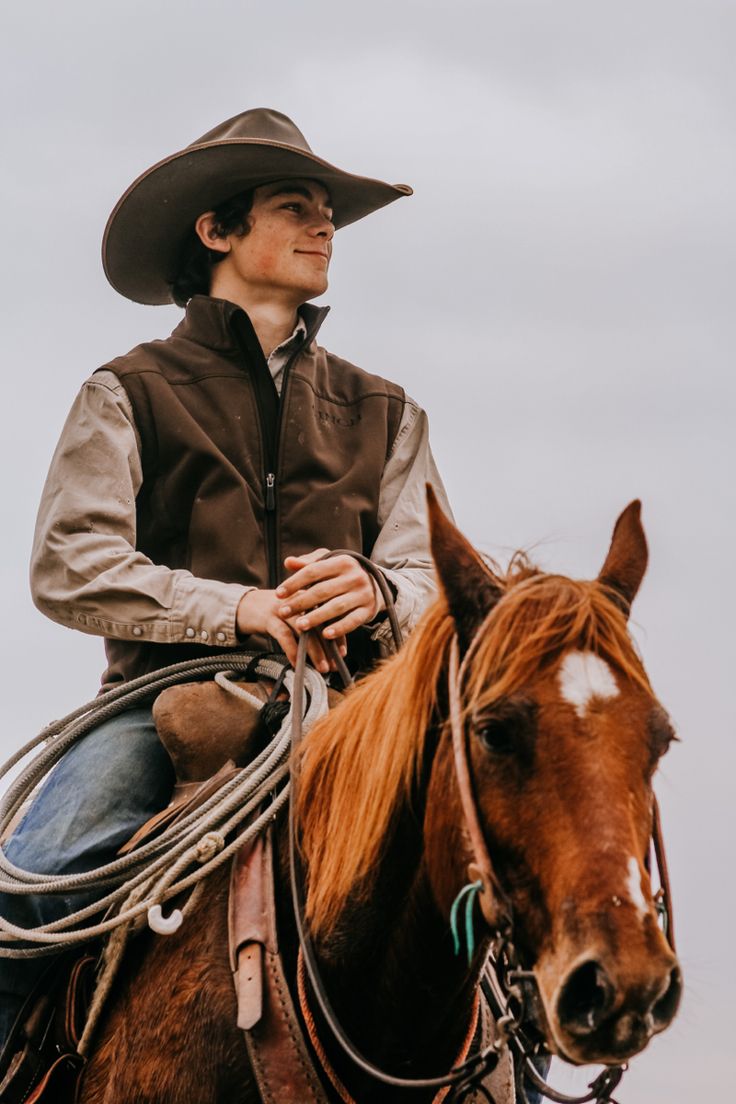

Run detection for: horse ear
[[598, 500, 648, 615], [426, 485, 503, 649]]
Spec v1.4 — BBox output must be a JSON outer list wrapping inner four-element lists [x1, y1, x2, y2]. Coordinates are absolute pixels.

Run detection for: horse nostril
[[651, 966, 682, 1030], [557, 959, 616, 1037]]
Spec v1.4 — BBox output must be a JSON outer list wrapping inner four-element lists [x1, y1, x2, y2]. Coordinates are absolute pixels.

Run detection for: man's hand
[[235, 588, 336, 673], [276, 549, 384, 639]]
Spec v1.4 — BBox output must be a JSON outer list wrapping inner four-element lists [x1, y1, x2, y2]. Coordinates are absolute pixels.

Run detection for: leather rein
[[288, 553, 677, 1103]]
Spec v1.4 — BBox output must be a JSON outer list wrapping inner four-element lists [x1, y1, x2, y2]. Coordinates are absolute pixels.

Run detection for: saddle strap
[[228, 836, 515, 1104], [229, 831, 329, 1104], [0, 953, 94, 1104]]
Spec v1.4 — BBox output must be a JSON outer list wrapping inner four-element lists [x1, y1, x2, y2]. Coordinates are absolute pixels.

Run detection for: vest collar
[[175, 295, 330, 355]]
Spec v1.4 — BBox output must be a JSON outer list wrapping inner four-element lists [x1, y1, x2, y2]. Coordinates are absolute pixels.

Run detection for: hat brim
[[102, 139, 413, 305]]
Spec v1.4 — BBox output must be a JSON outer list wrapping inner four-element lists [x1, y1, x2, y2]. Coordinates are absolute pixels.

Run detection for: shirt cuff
[[168, 577, 254, 646], [367, 567, 418, 648]]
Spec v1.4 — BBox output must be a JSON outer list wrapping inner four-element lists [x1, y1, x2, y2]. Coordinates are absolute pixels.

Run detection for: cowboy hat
[[102, 107, 413, 305]]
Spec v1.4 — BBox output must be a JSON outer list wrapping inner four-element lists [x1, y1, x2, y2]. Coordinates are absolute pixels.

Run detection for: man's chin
[[297, 278, 329, 303]]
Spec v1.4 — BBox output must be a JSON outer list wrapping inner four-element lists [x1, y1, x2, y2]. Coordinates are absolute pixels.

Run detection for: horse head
[[426, 491, 682, 1067]]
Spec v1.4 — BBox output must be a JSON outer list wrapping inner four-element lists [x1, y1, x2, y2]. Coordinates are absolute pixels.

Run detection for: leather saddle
[[0, 670, 296, 1102], [0, 671, 516, 1102]]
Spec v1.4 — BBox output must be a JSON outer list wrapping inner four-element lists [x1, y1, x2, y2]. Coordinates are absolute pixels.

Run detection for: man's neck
[[208, 273, 301, 358], [242, 301, 300, 359]]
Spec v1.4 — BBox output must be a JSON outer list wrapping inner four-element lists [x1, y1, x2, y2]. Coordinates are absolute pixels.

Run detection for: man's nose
[[310, 213, 335, 239]]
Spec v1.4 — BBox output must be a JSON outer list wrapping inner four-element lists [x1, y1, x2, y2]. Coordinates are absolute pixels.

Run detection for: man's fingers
[[306, 636, 331, 674], [277, 562, 341, 598], [277, 554, 362, 598], [269, 620, 299, 668], [317, 631, 348, 661], [270, 620, 333, 674], [278, 579, 344, 617], [284, 549, 329, 570], [292, 594, 358, 632], [321, 609, 373, 638]]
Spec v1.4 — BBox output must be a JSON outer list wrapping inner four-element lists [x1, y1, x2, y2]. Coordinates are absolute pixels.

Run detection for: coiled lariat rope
[[0, 653, 328, 962]]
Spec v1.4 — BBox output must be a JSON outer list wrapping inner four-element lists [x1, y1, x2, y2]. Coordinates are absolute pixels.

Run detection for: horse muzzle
[[536, 935, 682, 1065]]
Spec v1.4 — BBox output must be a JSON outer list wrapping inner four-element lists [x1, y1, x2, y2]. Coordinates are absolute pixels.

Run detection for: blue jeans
[[523, 1054, 550, 1104], [0, 707, 173, 1048]]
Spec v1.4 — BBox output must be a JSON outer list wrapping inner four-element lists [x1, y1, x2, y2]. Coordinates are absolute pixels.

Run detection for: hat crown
[[190, 108, 313, 154]]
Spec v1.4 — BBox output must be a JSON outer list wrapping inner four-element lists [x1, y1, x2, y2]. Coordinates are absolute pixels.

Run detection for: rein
[[290, 555, 677, 1104], [290, 554, 502, 1097], [296, 947, 482, 1104]]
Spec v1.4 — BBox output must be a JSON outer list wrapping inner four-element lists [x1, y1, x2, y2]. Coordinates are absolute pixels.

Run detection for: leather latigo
[[230, 832, 329, 1102]]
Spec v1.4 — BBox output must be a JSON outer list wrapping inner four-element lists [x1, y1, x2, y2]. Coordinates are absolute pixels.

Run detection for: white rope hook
[[147, 904, 183, 935]]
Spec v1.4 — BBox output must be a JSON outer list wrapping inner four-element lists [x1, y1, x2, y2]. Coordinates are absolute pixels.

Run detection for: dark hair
[[169, 190, 255, 307]]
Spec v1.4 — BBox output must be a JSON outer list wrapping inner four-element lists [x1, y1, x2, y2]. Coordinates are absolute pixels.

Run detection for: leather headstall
[[448, 635, 512, 935], [447, 631, 677, 952]]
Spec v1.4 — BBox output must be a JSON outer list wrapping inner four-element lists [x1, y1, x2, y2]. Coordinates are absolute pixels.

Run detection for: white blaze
[[626, 856, 649, 918], [558, 650, 619, 717]]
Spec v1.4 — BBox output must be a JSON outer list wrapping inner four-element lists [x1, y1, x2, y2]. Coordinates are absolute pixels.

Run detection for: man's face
[[220, 179, 334, 305]]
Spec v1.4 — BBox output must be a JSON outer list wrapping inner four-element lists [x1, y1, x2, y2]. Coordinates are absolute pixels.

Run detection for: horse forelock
[[463, 571, 651, 714], [297, 561, 650, 942]]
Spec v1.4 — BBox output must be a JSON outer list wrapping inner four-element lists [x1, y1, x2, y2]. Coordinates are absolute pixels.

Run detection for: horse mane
[[296, 556, 651, 941]]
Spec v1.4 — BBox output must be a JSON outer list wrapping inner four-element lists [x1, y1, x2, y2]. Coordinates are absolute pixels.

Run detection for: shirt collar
[[269, 313, 308, 363]]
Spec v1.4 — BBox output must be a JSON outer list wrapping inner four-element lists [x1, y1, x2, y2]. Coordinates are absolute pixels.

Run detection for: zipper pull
[[265, 472, 276, 511]]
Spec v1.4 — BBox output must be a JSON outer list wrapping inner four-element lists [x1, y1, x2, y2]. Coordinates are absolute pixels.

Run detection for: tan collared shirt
[[31, 326, 452, 657]]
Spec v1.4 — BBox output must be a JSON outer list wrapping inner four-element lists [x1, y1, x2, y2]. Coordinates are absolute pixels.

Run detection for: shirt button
[[200, 630, 208, 641], [216, 632, 226, 642], [185, 627, 195, 639], [132, 626, 142, 637]]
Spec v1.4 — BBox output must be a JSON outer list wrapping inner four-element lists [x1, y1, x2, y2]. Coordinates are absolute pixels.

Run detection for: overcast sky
[[1, 2, 734, 1099]]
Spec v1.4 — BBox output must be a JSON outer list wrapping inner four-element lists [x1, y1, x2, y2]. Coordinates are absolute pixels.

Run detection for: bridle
[[289, 553, 677, 1103], [448, 634, 677, 1104]]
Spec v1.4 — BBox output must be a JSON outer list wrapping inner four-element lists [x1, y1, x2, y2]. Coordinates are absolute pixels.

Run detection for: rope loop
[[195, 831, 225, 864], [0, 652, 327, 959]]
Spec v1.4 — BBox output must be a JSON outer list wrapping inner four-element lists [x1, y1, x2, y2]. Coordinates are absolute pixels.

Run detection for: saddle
[[122, 671, 344, 854], [0, 669, 338, 1103], [0, 672, 514, 1102]]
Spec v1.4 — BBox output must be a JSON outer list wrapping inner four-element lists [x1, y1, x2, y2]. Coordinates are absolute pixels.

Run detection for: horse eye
[[472, 698, 536, 759], [474, 718, 516, 755]]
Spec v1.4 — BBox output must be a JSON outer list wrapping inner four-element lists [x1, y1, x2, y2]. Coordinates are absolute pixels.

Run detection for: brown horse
[[78, 496, 681, 1102]]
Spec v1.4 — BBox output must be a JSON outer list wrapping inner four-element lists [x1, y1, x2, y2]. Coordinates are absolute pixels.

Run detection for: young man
[[0, 109, 451, 1046]]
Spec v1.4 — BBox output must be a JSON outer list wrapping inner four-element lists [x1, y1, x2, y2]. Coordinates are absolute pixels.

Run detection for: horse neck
[[276, 736, 483, 1102]]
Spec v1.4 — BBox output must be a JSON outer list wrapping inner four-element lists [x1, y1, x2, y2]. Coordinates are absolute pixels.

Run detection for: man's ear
[[426, 485, 503, 650], [194, 212, 231, 254], [598, 500, 648, 616]]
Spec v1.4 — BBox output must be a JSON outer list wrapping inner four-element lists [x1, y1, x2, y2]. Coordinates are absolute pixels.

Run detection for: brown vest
[[99, 296, 405, 684]]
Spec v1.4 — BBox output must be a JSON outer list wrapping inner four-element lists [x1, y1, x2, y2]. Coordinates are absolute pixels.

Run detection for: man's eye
[[281, 202, 301, 212]]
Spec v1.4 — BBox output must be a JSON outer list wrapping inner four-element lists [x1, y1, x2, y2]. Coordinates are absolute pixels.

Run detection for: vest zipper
[[231, 306, 328, 591], [264, 471, 278, 590], [265, 472, 276, 511]]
